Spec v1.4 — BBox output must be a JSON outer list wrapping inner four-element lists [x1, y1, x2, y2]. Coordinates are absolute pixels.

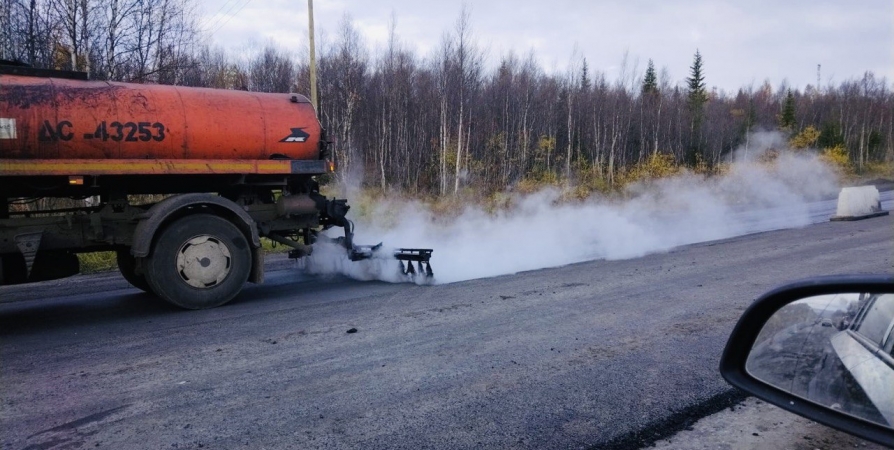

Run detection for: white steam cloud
[[301, 132, 840, 284]]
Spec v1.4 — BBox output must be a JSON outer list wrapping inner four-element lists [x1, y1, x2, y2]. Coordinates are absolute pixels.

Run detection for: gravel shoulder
[[650, 397, 888, 450]]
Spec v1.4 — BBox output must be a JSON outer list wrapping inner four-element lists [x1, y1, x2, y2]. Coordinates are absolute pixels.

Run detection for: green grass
[[77, 251, 117, 274], [260, 237, 292, 253]]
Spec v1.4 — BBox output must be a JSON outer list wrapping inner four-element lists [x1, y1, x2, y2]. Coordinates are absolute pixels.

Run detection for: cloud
[[198, 0, 892, 91]]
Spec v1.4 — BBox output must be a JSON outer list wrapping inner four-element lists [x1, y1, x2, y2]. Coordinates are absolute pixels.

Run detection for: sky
[[196, 0, 892, 94]]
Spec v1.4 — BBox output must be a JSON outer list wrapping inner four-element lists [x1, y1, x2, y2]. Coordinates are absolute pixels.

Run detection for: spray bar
[[392, 248, 434, 277], [350, 244, 434, 277], [303, 199, 435, 278]]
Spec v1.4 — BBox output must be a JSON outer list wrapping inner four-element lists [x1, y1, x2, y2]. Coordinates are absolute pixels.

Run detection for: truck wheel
[[144, 214, 251, 309], [116, 249, 152, 293]]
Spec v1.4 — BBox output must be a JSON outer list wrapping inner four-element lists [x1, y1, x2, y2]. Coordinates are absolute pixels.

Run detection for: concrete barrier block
[[830, 186, 889, 221]]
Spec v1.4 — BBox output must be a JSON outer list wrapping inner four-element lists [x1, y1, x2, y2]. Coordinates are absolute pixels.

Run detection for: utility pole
[[308, 0, 318, 111]]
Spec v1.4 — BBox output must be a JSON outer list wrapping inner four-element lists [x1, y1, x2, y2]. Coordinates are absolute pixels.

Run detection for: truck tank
[[0, 74, 323, 161]]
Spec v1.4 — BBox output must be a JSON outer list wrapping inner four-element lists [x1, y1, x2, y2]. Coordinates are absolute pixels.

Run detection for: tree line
[[2, 2, 892, 195]]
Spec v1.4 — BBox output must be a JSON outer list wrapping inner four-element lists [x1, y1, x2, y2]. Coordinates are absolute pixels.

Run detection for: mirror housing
[[720, 275, 894, 447]]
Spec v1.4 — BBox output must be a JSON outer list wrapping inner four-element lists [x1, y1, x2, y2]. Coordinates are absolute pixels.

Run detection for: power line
[[208, 0, 252, 36], [203, 0, 245, 32], [200, 0, 239, 31], [202, 0, 235, 31]]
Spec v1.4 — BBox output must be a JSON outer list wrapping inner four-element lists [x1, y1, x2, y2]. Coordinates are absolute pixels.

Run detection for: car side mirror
[[720, 275, 894, 447]]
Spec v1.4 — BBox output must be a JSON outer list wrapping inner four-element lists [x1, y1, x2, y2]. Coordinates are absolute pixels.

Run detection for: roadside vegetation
[[3, 1, 891, 272]]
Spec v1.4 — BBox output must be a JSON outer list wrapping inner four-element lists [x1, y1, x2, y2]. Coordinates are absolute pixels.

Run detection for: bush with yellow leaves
[[820, 144, 852, 174], [789, 126, 821, 149]]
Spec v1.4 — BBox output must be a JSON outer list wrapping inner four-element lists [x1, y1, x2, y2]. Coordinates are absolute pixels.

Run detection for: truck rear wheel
[[144, 214, 251, 309], [116, 249, 152, 293]]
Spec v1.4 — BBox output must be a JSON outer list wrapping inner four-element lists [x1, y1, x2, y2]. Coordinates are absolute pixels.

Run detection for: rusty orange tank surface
[[0, 75, 322, 163]]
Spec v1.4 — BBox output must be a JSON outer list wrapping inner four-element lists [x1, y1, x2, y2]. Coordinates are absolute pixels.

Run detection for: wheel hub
[[176, 235, 232, 288]]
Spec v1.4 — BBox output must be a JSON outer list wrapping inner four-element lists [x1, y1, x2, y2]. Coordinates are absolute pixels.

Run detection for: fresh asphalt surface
[[1, 209, 892, 449]]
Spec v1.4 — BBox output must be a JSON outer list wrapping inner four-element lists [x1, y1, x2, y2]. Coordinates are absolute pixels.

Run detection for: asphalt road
[[1, 214, 892, 450]]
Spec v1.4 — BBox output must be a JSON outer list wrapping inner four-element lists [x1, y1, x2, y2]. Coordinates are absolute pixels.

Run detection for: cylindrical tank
[[0, 74, 322, 161]]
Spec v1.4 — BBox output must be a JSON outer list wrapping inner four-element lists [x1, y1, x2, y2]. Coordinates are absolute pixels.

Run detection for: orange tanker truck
[[0, 61, 432, 309]]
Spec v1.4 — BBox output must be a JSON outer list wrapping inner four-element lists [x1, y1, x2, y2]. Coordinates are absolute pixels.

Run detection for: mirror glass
[[747, 292, 894, 428]]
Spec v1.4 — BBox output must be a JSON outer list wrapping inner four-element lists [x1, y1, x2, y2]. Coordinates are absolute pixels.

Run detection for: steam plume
[[303, 132, 840, 284]]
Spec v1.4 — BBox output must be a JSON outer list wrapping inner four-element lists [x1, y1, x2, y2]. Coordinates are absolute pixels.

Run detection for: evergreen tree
[[779, 90, 796, 130], [685, 50, 707, 166], [641, 59, 658, 95], [817, 122, 845, 149], [580, 58, 591, 91], [686, 51, 707, 110]]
